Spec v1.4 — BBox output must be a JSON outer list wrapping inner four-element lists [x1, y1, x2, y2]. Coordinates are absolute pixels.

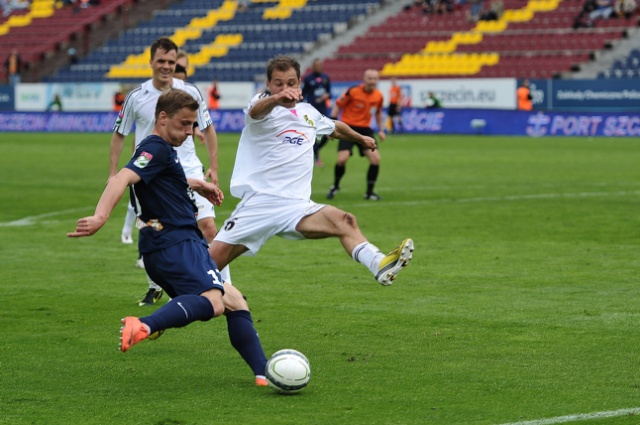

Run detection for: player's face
[[150, 48, 177, 88], [160, 108, 197, 147], [174, 57, 188, 81], [267, 68, 300, 107], [363, 70, 379, 92]]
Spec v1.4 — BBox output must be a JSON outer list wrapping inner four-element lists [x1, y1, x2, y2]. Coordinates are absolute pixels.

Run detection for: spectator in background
[[47, 94, 63, 112], [4, 49, 22, 85], [1, 0, 30, 17], [479, 0, 504, 20], [208, 79, 220, 110], [113, 90, 125, 112], [614, 0, 637, 18], [468, 0, 484, 21], [426, 91, 442, 109], [517, 80, 533, 111], [301, 58, 332, 166], [589, 0, 615, 20], [387, 78, 403, 133]]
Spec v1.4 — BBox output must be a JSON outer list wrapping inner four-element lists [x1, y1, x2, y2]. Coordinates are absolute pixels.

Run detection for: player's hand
[[195, 181, 224, 206], [378, 130, 387, 142], [360, 135, 377, 151], [205, 167, 219, 187], [67, 215, 105, 238], [277, 87, 302, 108]]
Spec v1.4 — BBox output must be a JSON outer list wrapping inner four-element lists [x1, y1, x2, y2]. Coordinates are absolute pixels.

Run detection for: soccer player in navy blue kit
[[301, 58, 331, 166], [68, 89, 229, 353]]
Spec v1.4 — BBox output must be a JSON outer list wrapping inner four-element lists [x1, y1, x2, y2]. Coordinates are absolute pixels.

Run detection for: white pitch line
[[0, 207, 92, 227], [2, 190, 639, 228], [354, 190, 640, 207], [497, 407, 640, 425]]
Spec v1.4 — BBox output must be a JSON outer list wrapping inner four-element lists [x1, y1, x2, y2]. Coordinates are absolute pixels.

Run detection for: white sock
[[146, 272, 162, 290], [351, 242, 384, 276], [219, 265, 232, 284], [122, 203, 136, 236]]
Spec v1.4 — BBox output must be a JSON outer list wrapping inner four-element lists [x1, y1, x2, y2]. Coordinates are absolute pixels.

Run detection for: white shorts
[[214, 193, 326, 256], [188, 187, 216, 221]]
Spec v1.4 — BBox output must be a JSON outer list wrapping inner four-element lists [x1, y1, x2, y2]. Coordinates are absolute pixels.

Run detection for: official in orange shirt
[[327, 69, 386, 201], [517, 79, 533, 111], [387, 77, 403, 133]]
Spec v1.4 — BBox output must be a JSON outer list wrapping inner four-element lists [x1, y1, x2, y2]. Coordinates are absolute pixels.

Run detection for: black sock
[[367, 164, 379, 194], [226, 310, 268, 376], [334, 164, 346, 187]]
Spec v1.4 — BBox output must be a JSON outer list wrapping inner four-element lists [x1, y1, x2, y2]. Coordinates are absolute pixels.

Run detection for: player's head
[[265, 55, 301, 108], [266, 55, 300, 82], [149, 37, 178, 89], [154, 89, 199, 146], [363, 69, 380, 92], [174, 50, 189, 81], [311, 58, 323, 73]]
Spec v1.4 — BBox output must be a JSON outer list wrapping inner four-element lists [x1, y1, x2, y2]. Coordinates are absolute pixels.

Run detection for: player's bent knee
[[222, 283, 250, 312]]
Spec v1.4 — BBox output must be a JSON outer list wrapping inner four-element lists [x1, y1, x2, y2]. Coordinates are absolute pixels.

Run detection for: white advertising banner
[[377, 78, 517, 110], [194, 81, 256, 109], [16, 83, 122, 112]]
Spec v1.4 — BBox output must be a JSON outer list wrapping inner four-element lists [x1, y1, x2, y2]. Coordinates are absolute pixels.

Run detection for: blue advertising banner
[[1, 109, 639, 137], [548, 79, 640, 112], [400, 108, 640, 136], [0, 85, 15, 111]]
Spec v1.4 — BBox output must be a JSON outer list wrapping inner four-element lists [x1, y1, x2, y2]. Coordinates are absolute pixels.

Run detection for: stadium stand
[[1, 0, 173, 83], [4, 0, 638, 83], [322, 0, 640, 80], [44, 0, 383, 83]]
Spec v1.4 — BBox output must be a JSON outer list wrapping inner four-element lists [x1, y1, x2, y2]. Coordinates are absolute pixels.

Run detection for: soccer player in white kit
[[209, 55, 414, 290], [108, 37, 269, 386]]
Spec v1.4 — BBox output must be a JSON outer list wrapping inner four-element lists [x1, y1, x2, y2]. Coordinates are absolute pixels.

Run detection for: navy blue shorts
[[143, 239, 224, 299]]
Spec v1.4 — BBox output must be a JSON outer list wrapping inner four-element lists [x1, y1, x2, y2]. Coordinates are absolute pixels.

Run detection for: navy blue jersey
[[125, 134, 204, 253], [301, 72, 331, 115]]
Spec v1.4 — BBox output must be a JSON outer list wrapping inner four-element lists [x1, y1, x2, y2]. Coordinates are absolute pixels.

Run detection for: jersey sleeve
[[125, 137, 170, 184], [244, 92, 270, 124], [335, 86, 355, 109]]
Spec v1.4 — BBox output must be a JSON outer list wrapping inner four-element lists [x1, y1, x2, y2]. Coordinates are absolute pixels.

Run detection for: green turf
[[1, 132, 639, 425]]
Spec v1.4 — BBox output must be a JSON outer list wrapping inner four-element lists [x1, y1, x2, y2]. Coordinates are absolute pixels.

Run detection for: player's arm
[[331, 121, 376, 151], [67, 168, 141, 238], [188, 178, 224, 207], [375, 107, 386, 141], [249, 87, 302, 120], [201, 124, 219, 186], [108, 132, 126, 178]]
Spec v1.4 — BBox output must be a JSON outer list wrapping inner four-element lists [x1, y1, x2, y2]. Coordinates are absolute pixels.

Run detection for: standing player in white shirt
[[209, 55, 414, 294], [109, 37, 269, 386]]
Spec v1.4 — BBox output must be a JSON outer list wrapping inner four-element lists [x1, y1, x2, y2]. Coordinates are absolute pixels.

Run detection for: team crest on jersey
[[133, 152, 153, 168], [303, 114, 315, 127]]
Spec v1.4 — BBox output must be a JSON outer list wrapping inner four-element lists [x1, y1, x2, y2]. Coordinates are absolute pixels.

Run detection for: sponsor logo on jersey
[[303, 114, 315, 127], [133, 151, 153, 168], [277, 129, 311, 146]]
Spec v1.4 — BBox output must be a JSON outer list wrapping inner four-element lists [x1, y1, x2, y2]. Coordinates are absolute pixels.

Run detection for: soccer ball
[[265, 349, 311, 394]]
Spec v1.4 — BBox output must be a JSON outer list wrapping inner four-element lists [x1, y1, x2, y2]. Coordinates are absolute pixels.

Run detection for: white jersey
[[113, 78, 212, 178], [230, 93, 336, 200]]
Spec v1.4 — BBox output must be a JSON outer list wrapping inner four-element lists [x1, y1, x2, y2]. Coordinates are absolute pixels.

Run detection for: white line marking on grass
[[497, 407, 640, 425], [0, 207, 92, 227], [354, 190, 640, 207]]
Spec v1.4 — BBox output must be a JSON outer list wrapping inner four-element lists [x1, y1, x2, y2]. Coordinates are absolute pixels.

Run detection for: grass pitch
[[1, 132, 639, 425]]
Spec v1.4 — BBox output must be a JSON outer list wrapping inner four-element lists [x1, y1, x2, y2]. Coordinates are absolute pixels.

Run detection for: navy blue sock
[[140, 295, 214, 334], [367, 164, 379, 194], [226, 310, 268, 376]]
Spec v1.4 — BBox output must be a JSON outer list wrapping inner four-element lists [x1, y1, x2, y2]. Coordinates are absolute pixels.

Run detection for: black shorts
[[388, 103, 400, 117], [338, 125, 376, 157]]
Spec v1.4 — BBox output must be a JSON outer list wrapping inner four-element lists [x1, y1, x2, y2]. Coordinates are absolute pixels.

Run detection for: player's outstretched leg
[[375, 238, 414, 286]]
